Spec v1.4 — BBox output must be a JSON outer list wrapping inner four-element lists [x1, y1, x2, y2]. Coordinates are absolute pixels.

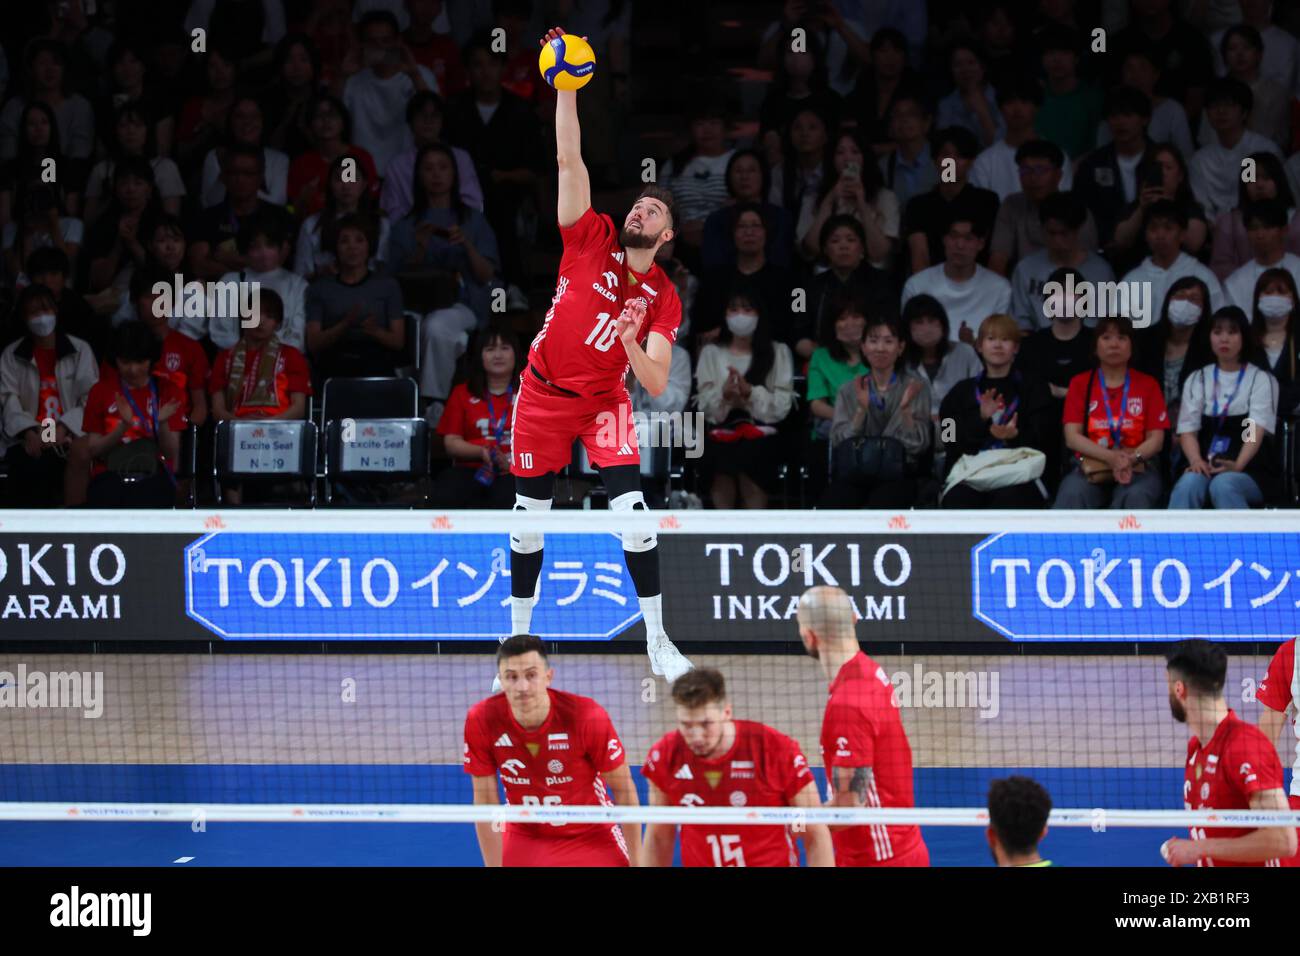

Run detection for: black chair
[[320, 376, 426, 506], [213, 418, 318, 507]]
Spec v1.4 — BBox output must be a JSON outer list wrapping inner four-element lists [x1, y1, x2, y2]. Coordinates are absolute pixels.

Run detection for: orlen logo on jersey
[[500, 758, 530, 785], [1240, 762, 1257, 784], [835, 736, 852, 758], [680, 794, 705, 807], [607, 738, 623, 761], [592, 279, 618, 303]]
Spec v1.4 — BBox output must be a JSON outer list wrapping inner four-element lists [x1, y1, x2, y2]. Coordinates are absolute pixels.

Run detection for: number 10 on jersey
[[584, 312, 619, 352]]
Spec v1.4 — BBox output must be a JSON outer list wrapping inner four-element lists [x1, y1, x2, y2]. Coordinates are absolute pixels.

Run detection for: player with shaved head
[[798, 585, 929, 866]]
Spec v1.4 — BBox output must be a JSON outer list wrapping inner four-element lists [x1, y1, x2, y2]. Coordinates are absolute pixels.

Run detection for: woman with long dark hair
[[801, 128, 897, 268], [1136, 275, 1216, 430], [97, 40, 175, 159], [431, 324, 523, 509], [1, 100, 80, 227], [83, 157, 161, 293], [769, 106, 837, 255], [901, 293, 982, 413], [293, 154, 390, 279], [758, 28, 841, 170], [694, 287, 795, 509], [820, 315, 931, 508], [264, 33, 323, 157], [83, 102, 185, 224], [1168, 305, 1279, 509], [1250, 267, 1300, 418]]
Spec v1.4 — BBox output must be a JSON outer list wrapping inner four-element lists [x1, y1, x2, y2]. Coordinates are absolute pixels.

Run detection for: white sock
[[510, 593, 536, 635], [640, 593, 666, 641]]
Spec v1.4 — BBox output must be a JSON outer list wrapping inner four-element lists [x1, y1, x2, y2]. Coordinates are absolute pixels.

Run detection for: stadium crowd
[[2, 0, 1300, 511]]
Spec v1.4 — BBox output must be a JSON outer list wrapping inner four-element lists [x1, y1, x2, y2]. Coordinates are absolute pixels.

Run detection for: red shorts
[[835, 838, 930, 868], [502, 825, 631, 867], [509, 370, 639, 477]]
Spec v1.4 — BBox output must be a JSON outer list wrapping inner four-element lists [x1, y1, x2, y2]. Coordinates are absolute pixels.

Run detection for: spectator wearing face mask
[[0, 282, 97, 507], [1135, 276, 1216, 434], [1250, 267, 1300, 418]]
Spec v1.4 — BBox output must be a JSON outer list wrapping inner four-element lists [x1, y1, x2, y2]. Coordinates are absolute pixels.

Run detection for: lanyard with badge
[[121, 379, 177, 487], [475, 385, 513, 486], [1208, 365, 1246, 459], [1097, 371, 1130, 449]]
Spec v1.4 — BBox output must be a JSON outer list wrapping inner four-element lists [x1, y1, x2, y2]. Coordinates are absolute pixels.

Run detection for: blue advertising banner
[[972, 533, 1300, 640], [184, 532, 643, 639]]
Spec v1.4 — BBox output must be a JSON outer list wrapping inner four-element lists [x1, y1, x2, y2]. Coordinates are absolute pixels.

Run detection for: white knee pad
[[610, 490, 656, 552], [510, 494, 552, 554]]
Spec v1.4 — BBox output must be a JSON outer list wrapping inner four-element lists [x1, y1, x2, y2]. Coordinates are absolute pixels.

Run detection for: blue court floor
[[0, 766, 1187, 866]]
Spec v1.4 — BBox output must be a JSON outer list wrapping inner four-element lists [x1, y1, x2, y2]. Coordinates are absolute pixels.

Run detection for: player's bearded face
[[619, 220, 664, 249], [1168, 683, 1187, 723]]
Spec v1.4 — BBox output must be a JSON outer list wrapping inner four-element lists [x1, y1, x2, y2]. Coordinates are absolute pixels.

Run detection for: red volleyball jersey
[[642, 719, 816, 867], [528, 206, 681, 397]]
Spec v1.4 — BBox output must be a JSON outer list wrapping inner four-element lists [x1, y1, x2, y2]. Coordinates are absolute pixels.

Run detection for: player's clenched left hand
[[614, 298, 647, 348], [1160, 837, 1203, 866]]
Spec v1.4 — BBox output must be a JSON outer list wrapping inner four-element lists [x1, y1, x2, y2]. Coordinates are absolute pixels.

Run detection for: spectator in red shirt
[[285, 93, 379, 220], [209, 288, 312, 505], [432, 323, 520, 508], [128, 267, 210, 428], [405, 0, 467, 97], [78, 321, 187, 509], [0, 283, 98, 507], [1054, 315, 1169, 508]]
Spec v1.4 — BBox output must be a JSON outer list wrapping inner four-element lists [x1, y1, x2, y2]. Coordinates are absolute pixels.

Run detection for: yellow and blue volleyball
[[538, 33, 596, 90]]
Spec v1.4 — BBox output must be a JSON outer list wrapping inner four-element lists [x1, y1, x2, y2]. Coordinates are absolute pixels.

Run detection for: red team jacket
[[528, 206, 682, 396], [821, 652, 926, 866], [642, 719, 816, 867], [463, 688, 629, 865], [1183, 709, 1289, 866]]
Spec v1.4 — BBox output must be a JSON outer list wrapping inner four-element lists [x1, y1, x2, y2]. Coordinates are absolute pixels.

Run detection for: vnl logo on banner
[[972, 533, 1300, 640], [183, 533, 643, 639]]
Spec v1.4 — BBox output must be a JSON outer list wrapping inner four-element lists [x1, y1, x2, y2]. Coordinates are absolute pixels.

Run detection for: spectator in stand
[[843, 27, 915, 159], [96, 39, 176, 160], [82, 158, 160, 295], [803, 128, 898, 270], [691, 204, 794, 352], [939, 313, 1053, 509], [901, 293, 982, 415], [988, 140, 1096, 277], [1209, 0, 1300, 97], [970, 80, 1074, 203], [1111, 0, 1214, 124], [1121, 201, 1226, 325], [76, 320, 187, 509], [404, 0, 467, 98], [821, 315, 931, 509], [903, 126, 998, 274], [1033, 25, 1102, 163], [802, 215, 898, 362], [757, 1, 875, 100], [1054, 316, 1169, 509], [1011, 192, 1114, 332], [443, 29, 542, 289], [305, 212, 406, 387], [700, 149, 794, 271], [293, 156, 391, 280], [1109, 143, 1209, 272], [877, 90, 937, 214], [0, 39, 95, 162], [1016, 265, 1094, 486], [977, 1, 1035, 96], [936, 40, 1004, 150], [380, 91, 482, 223], [389, 143, 500, 409], [4, 178, 83, 288], [97, 214, 189, 331], [341, 10, 439, 178], [204, 210, 308, 353], [695, 289, 796, 510], [1210, 153, 1300, 280], [1135, 276, 1216, 439], [83, 103, 185, 224], [199, 96, 291, 210], [901, 212, 1010, 343], [1250, 268, 1300, 419], [174, 46, 239, 174], [22, 246, 102, 361], [1224, 200, 1300, 313], [1169, 306, 1280, 509], [1, 101, 82, 229], [263, 33, 323, 159], [1094, 41, 1193, 159], [209, 288, 312, 506], [0, 283, 97, 507], [126, 267, 210, 431], [770, 106, 835, 255], [1074, 86, 1156, 257], [758, 26, 842, 171], [497, 0, 555, 112], [285, 94, 380, 220], [1208, 25, 1290, 153], [662, 99, 737, 271], [626, 337, 694, 510], [806, 292, 867, 489], [432, 322, 520, 509], [1189, 77, 1283, 221], [186, 144, 284, 282]]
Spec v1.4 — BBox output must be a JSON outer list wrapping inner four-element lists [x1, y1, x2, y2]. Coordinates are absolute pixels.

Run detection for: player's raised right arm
[[555, 87, 590, 228], [471, 774, 504, 867]]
